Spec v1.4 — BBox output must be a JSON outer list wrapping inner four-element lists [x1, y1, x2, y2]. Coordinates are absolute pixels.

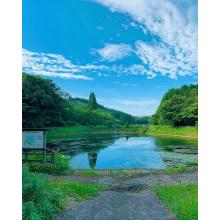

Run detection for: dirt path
[[53, 170, 197, 189], [55, 170, 197, 220], [57, 190, 176, 220]]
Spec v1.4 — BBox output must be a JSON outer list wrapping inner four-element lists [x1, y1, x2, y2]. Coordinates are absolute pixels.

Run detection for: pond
[[50, 134, 198, 169]]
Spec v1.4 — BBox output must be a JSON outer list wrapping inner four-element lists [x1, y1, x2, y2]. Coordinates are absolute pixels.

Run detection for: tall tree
[[88, 92, 98, 110], [151, 84, 198, 126], [22, 73, 66, 128], [22, 74, 146, 128]]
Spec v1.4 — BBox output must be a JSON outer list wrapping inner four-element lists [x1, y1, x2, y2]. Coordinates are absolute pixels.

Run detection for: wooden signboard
[[22, 128, 56, 163]]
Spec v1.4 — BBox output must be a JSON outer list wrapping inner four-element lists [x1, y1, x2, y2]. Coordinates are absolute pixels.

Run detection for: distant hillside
[[68, 97, 148, 125], [22, 73, 148, 128], [151, 84, 198, 126]]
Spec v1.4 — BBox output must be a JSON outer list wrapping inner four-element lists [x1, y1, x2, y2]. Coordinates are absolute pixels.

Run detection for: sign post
[[22, 128, 47, 163]]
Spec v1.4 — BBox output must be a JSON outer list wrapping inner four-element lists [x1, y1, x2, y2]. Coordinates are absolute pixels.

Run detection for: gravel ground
[[57, 190, 176, 220], [55, 170, 197, 220]]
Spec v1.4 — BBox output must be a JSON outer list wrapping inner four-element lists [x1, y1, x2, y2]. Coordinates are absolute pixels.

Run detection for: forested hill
[[68, 97, 148, 125], [22, 73, 148, 128], [151, 84, 198, 126]]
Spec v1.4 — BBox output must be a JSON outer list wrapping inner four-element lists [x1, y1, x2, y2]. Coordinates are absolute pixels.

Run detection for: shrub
[[26, 153, 70, 175], [55, 153, 69, 170], [22, 165, 66, 220], [28, 163, 66, 175]]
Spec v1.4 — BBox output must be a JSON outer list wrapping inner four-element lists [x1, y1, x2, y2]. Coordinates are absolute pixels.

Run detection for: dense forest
[[23, 73, 197, 128], [151, 84, 198, 126], [22, 73, 148, 128]]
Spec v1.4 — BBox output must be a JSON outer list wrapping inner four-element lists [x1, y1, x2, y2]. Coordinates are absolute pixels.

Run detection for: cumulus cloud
[[22, 49, 93, 80], [94, 0, 198, 79], [93, 43, 133, 62]]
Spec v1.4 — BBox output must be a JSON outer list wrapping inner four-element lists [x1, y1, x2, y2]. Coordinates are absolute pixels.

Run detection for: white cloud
[[22, 49, 92, 80], [93, 43, 133, 62], [94, 0, 198, 79], [128, 64, 156, 79], [22, 49, 176, 80], [100, 98, 160, 116], [23, 49, 155, 79]]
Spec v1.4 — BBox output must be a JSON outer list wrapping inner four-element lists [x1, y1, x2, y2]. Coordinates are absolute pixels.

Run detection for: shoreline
[[145, 132, 197, 140]]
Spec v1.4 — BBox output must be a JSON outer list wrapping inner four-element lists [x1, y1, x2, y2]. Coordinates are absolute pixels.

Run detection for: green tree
[[151, 85, 198, 126], [22, 74, 147, 128], [22, 73, 67, 128], [88, 92, 98, 111]]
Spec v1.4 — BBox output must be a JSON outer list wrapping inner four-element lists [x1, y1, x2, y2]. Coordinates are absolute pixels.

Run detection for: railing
[[22, 149, 57, 163]]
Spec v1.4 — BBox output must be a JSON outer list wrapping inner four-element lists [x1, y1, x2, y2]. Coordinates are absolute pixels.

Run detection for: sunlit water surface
[[51, 134, 197, 169]]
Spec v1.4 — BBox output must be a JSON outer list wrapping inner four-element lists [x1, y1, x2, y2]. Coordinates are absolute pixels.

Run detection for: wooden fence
[[22, 149, 56, 163]]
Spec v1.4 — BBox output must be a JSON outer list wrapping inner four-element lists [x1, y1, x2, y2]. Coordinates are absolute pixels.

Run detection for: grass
[[146, 125, 198, 139], [72, 169, 103, 177], [70, 169, 153, 179], [153, 184, 198, 220], [51, 179, 105, 201], [164, 165, 188, 174], [46, 125, 143, 141], [23, 165, 105, 220], [24, 153, 70, 175], [23, 165, 66, 220], [46, 124, 198, 141]]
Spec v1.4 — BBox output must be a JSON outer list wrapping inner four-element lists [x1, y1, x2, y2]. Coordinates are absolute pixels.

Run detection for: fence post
[[51, 150, 56, 163], [25, 150, 28, 162], [43, 149, 46, 163], [43, 130, 46, 163]]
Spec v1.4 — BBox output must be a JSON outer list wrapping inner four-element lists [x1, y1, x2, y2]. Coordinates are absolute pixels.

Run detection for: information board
[[22, 131, 45, 149]]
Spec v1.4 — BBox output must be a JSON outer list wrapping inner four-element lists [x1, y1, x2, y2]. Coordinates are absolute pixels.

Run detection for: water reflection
[[52, 134, 197, 169], [88, 152, 98, 169]]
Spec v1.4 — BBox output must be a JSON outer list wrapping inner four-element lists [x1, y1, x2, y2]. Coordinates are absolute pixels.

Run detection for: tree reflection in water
[[88, 152, 98, 169]]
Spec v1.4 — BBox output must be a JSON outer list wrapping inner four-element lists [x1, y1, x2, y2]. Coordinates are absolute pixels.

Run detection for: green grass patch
[[27, 162, 67, 175], [23, 165, 105, 220], [153, 184, 198, 220], [164, 165, 188, 174], [51, 180, 105, 201], [25, 153, 70, 175], [22, 165, 66, 220], [46, 125, 143, 141], [146, 125, 198, 139]]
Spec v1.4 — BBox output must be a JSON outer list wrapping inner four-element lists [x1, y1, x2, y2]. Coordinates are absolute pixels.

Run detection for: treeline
[[69, 98, 148, 125], [151, 84, 198, 126], [22, 73, 148, 128]]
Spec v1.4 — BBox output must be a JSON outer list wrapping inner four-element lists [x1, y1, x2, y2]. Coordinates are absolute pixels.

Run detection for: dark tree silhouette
[[88, 92, 98, 110], [88, 152, 98, 169]]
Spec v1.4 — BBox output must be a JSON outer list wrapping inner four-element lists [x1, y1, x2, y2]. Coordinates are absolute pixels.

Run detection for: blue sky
[[22, 0, 198, 116]]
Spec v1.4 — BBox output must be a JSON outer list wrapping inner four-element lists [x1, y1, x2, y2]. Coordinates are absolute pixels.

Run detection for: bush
[[22, 165, 66, 220], [28, 163, 66, 175], [23, 201, 41, 220], [26, 153, 70, 175]]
